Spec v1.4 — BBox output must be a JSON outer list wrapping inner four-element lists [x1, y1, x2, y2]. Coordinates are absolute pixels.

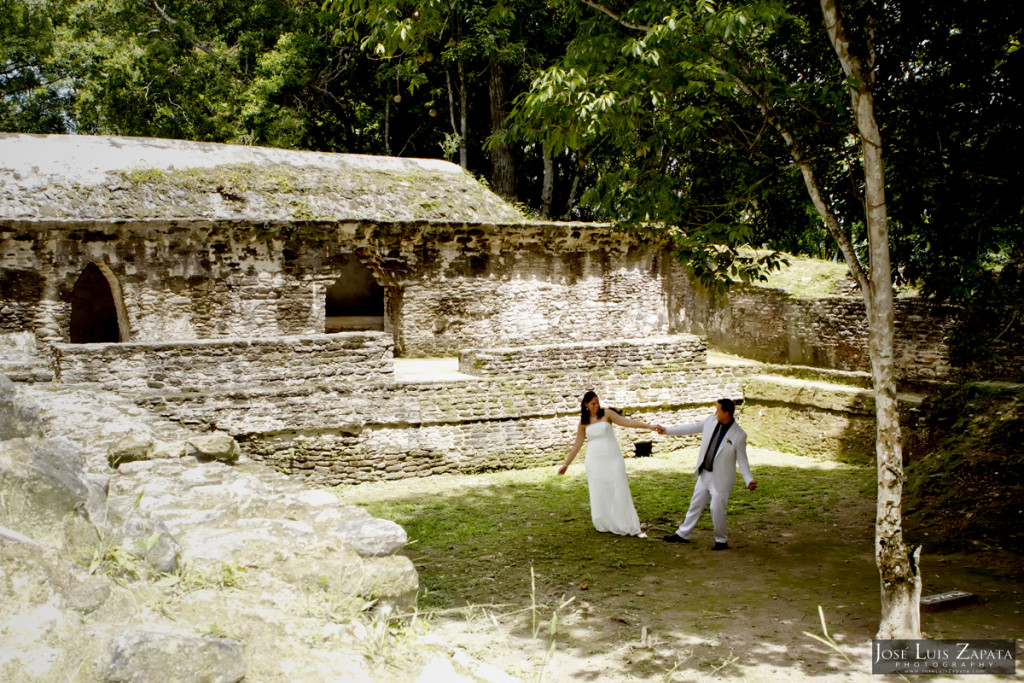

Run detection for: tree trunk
[[445, 64, 469, 169], [458, 60, 468, 170], [820, 0, 922, 639], [540, 147, 555, 218], [488, 58, 515, 199], [384, 98, 391, 156], [561, 170, 581, 220]]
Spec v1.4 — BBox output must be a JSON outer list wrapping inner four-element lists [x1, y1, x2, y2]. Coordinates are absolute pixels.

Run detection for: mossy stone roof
[[0, 134, 526, 224]]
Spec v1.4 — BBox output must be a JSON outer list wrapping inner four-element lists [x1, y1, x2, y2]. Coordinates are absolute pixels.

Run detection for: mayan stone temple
[[3, 133, 777, 486]]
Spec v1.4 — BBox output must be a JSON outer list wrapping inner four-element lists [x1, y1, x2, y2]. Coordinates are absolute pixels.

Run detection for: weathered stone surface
[[0, 334, 51, 383], [677, 281, 968, 382], [56, 333, 395, 393], [123, 515, 180, 574], [744, 374, 877, 415], [0, 437, 105, 551], [150, 440, 187, 459], [0, 381, 428, 682], [105, 631, 246, 683], [0, 542, 69, 678], [0, 134, 523, 224], [0, 373, 41, 439], [460, 335, 706, 375], [742, 374, 924, 461], [64, 574, 112, 614], [108, 430, 155, 467], [359, 555, 419, 615], [332, 518, 408, 558], [187, 432, 240, 462]]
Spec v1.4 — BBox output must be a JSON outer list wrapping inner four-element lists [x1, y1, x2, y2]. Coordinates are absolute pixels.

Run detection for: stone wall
[[137, 364, 754, 486], [389, 224, 672, 356], [54, 332, 393, 392], [741, 374, 923, 461], [675, 283, 961, 382], [0, 218, 673, 356], [459, 335, 704, 375]]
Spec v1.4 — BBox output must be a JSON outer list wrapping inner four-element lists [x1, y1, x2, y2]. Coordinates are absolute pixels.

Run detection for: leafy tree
[[326, 0, 575, 202], [878, 0, 1024, 302], [0, 0, 75, 132], [1, 0, 390, 152], [506, 0, 1006, 636]]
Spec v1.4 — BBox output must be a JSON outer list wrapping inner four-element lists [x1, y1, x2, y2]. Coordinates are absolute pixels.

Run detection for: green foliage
[[758, 252, 849, 298], [506, 0, 1023, 296], [4, 0, 1020, 296], [904, 384, 1024, 553], [1, 0, 388, 151], [160, 560, 247, 593], [878, 0, 1024, 302], [78, 540, 148, 582], [325, 0, 577, 197], [0, 0, 76, 131], [505, 0, 838, 290]]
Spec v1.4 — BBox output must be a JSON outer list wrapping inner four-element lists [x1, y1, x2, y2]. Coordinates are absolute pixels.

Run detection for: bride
[[556, 391, 660, 537]]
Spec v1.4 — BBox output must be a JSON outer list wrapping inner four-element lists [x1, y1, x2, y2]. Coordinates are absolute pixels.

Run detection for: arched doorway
[[325, 257, 385, 332], [70, 262, 125, 343]]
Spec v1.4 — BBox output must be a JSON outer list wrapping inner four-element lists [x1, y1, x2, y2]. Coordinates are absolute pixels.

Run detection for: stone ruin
[[0, 133, 748, 680], [0, 133, 743, 488], [0, 133, 977, 680]]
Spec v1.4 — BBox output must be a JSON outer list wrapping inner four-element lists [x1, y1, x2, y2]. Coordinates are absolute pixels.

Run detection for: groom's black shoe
[[663, 533, 690, 543], [711, 542, 729, 551]]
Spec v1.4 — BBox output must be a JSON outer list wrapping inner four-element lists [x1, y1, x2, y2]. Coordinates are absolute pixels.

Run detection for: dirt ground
[[335, 448, 1024, 682]]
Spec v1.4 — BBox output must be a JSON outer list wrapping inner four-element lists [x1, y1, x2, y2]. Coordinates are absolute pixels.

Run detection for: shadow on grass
[[336, 450, 1024, 681]]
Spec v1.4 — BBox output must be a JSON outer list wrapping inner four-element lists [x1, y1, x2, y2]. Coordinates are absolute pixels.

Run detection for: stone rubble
[[0, 374, 501, 682]]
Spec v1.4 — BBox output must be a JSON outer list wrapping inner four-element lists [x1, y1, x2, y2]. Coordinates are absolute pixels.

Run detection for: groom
[[657, 398, 756, 550]]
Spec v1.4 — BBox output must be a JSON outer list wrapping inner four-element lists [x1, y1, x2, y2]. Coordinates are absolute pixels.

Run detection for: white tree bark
[[820, 0, 922, 639]]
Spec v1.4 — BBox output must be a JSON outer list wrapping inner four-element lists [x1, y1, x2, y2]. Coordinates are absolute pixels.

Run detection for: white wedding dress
[[584, 420, 642, 536]]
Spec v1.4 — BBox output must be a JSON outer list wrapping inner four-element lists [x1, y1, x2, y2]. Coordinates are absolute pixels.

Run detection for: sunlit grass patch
[[334, 449, 876, 612]]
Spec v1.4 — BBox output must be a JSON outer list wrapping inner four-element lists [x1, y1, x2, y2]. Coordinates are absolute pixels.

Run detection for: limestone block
[[359, 555, 418, 615], [105, 631, 246, 683], [187, 432, 241, 462], [0, 374, 42, 440], [0, 438, 105, 553], [123, 516, 181, 574], [108, 431, 155, 467], [331, 518, 407, 557], [150, 440, 188, 460]]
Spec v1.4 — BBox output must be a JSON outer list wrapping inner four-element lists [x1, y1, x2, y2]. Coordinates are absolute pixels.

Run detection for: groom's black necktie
[[701, 422, 731, 473]]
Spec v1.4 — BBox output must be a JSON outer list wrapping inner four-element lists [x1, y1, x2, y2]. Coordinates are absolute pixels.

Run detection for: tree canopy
[[505, 0, 1022, 294], [1, 0, 1020, 298]]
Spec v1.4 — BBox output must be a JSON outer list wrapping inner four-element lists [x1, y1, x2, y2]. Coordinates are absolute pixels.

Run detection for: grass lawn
[[335, 447, 1023, 681]]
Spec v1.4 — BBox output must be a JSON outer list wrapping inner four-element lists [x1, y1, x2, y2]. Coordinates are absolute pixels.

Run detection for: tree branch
[[137, 0, 214, 55], [728, 73, 870, 291], [581, 0, 651, 32]]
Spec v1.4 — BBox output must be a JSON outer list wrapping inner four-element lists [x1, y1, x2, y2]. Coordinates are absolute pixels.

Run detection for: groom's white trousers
[[675, 470, 730, 543]]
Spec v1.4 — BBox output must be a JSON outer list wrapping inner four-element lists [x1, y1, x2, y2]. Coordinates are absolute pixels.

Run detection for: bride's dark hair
[[580, 391, 604, 424]]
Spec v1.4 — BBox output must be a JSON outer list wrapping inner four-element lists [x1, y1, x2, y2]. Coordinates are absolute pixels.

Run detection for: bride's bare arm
[[557, 423, 586, 474], [607, 409, 658, 432]]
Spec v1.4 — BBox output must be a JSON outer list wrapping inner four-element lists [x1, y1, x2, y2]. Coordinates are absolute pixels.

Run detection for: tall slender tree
[[508, 0, 937, 636]]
